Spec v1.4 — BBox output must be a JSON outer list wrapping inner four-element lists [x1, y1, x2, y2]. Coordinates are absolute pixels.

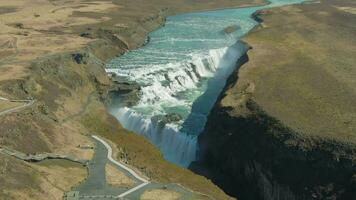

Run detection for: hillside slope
[[0, 0, 265, 199]]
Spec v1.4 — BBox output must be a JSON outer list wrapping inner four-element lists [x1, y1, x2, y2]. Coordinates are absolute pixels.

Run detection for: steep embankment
[[197, 0, 356, 199], [0, 0, 268, 199]]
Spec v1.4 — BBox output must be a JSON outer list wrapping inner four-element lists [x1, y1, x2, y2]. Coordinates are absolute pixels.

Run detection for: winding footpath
[[0, 95, 200, 199], [91, 135, 150, 199], [67, 135, 198, 199], [0, 96, 35, 117]]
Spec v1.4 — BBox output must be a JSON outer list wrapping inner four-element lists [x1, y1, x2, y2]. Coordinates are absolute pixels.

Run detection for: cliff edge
[[198, 0, 356, 199]]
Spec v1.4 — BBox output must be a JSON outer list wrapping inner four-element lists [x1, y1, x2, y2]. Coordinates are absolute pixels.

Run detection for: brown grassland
[[0, 0, 266, 199]]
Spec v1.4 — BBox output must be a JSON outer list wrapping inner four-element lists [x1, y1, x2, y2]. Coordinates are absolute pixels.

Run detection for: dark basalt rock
[[252, 10, 264, 23], [195, 52, 356, 200], [108, 75, 141, 107], [80, 32, 92, 38], [151, 113, 183, 131], [15, 23, 24, 29], [163, 113, 182, 123], [252, 10, 272, 23], [110, 75, 141, 94], [71, 53, 88, 64]]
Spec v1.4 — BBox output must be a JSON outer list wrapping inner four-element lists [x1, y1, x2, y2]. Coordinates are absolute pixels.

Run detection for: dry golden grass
[[81, 100, 233, 200], [105, 163, 135, 188], [0, 155, 87, 200], [0, 0, 120, 32], [0, 0, 268, 199], [0, 64, 28, 81], [334, 6, 356, 14], [140, 189, 181, 200], [0, 0, 265, 77], [0, 100, 22, 112], [51, 122, 95, 161]]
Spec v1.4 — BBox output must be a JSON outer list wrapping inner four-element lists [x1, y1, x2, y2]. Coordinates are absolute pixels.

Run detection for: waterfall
[[106, 0, 306, 167], [108, 42, 249, 166], [112, 107, 197, 167]]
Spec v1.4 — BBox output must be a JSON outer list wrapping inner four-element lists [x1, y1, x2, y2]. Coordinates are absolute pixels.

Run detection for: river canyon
[[107, 0, 306, 167]]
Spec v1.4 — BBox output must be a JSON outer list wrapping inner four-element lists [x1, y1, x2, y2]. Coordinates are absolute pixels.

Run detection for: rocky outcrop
[[108, 75, 141, 107], [151, 113, 183, 130], [0, 147, 88, 165]]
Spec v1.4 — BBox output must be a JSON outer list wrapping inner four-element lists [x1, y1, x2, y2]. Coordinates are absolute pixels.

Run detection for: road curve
[[0, 98, 35, 117], [91, 135, 150, 198]]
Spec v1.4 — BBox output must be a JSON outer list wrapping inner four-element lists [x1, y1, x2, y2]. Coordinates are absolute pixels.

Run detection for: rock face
[[198, 97, 356, 200], [0, 147, 88, 165], [110, 75, 141, 93], [151, 113, 183, 131], [108, 75, 141, 107], [196, 1, 356, 199]]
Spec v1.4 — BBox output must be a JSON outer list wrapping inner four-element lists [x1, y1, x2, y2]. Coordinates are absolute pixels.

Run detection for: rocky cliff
[[197, 0, 356, 199], [198, 95, 356, 199]]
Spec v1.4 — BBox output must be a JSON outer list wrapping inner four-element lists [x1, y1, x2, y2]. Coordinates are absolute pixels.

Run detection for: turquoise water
[[107, 0, 306, 166]]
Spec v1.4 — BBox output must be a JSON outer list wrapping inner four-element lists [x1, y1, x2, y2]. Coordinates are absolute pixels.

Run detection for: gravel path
[[0, 96, 34, 117]]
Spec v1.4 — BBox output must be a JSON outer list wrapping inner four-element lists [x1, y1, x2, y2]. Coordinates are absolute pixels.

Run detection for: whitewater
[[106, 0, 306, 167]]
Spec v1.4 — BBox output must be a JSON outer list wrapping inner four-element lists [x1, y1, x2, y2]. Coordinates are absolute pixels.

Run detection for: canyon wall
[[196, 0, 356, 199], [198, 91, 356, 199]]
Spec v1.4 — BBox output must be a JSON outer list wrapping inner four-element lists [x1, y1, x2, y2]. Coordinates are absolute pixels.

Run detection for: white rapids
[[106, 0, 306, 167]]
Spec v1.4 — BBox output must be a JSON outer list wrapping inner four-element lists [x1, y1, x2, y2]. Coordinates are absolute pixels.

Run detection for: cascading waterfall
[[106, 0, 307, 167], [109, 43, 248, 166], [113, 107, 197, 167]]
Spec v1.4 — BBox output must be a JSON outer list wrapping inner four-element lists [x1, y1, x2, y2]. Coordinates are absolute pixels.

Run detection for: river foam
[[107, 0, 306, 167], [113, 107, 197, 166], [110, 42, 248, 166]]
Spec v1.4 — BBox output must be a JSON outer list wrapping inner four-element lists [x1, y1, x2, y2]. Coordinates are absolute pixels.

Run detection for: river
[[106, 0, 306, 167]]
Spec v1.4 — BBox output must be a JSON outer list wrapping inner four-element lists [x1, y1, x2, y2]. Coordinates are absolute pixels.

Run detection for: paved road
[[92, 135, 150, 198], [0, 96, 34, 117], [69, 136, 196, 200], [0, 97, 202, 199]]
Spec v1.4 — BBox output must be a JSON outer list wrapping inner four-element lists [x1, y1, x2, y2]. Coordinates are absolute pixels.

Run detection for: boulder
[[151, 113, 183, 130]]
